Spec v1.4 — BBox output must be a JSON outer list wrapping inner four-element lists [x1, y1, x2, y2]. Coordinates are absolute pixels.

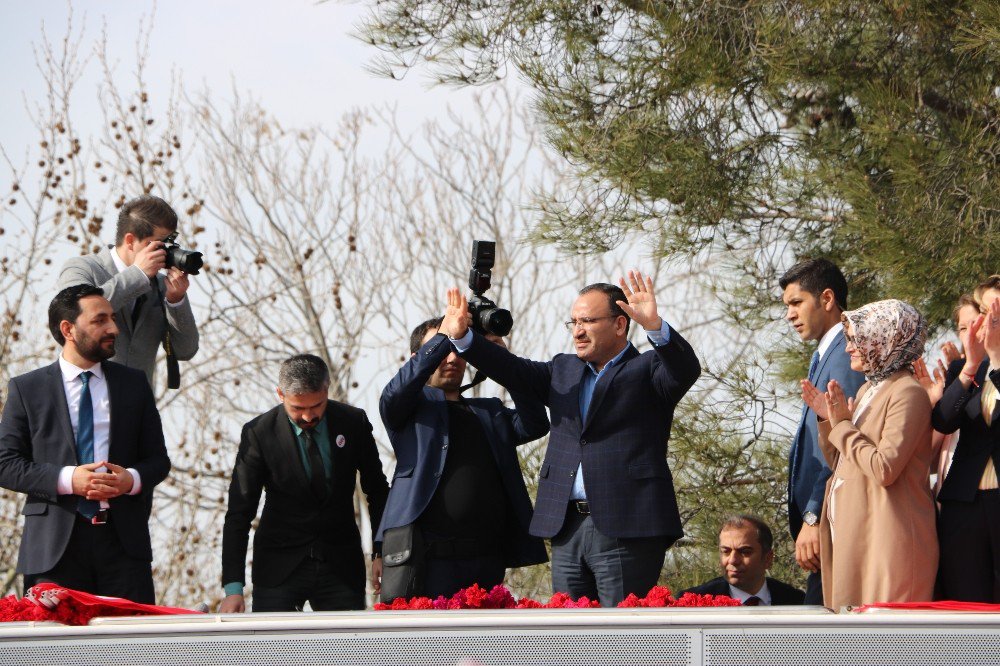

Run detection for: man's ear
[[764, 549, 775, 571], [820, 288, 838, 312], [275, 387, 284, 402], [59, 319, 75, 344]]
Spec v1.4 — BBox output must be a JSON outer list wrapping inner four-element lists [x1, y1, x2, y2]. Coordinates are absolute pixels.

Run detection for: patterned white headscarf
[[842, 299, 927, 385]]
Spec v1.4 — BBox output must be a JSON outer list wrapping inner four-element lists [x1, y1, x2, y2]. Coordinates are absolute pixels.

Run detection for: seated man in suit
[[0, 285, 171, 603], [220, 354, 389, 613], [376, 318, 549, 601], [58, 194, 199, 388], [684, 515, 804, 606]]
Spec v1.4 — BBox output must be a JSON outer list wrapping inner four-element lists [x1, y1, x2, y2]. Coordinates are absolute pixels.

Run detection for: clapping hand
[[823, 380, 855, 427], [940, 341, 963, 365], [617, 270, 662, 331], [913, 357, 947, 406], [985, 299, 1000, 368]]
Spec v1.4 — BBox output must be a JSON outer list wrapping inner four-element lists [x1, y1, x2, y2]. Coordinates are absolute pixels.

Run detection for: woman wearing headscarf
[[802, 299, 937, 609]]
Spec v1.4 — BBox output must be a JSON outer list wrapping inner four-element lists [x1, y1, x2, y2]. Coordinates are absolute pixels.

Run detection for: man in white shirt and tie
[[0, 285, 170, 602], [683, 516, 804, 606]]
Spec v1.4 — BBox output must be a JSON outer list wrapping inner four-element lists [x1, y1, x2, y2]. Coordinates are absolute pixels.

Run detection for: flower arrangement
[[0, 583, 201, 626], [375, 584, 741, 610]]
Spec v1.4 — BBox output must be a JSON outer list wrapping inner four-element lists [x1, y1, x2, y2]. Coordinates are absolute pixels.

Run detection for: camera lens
[[481, 307, 513, 337], [165, 247, 204, 275]]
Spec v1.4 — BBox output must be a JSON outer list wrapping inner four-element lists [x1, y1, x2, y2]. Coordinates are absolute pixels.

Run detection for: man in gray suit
[[57, 195, 199, 388]]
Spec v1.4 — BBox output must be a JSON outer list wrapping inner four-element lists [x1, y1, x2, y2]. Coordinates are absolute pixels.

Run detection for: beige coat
[[817, 370, 938, 609]]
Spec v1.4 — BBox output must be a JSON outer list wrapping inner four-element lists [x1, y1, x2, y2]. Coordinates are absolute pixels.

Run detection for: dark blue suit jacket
[[683, 576, 805, 605], [459, 326, 701, 540], [377, 334, 549, 568], [0, 360, 170, 575], [788, 330, 865, 538]]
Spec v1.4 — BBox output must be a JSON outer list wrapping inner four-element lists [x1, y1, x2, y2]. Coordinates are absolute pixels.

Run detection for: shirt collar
[[288, 416, 328, 439], [586, 342, 632, 375], [816, 322, 844, 359], [111, 245, 129, 274], [58, 354, 104, 383], [727, 579, 771, 605]]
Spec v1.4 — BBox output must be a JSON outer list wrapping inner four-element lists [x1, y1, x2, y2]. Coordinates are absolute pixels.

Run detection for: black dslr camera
[[468, 240, 512, 336], [163, 232, 204, 275]]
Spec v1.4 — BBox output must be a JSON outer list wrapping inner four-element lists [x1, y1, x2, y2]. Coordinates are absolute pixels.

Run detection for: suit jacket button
[[580, 439, 587, 445]]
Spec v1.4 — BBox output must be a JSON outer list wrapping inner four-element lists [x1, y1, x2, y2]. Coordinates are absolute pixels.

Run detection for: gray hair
[[278, 354, 330, 395]]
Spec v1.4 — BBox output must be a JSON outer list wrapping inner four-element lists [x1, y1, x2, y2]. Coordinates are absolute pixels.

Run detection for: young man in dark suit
[[779, 259, 864, 604], [444, 271, 701, 607], [0, 285, 171, 603], [376, 318, 549, 601], [683, 516, 804, 606], [220, 354, 389, 612]]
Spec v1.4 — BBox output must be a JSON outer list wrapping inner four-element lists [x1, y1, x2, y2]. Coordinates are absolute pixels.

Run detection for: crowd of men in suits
[[0, 195, 996, 610]]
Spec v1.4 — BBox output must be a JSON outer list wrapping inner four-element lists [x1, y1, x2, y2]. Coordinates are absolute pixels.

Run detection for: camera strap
[[459, 369, 488, 394], [155, 277, 181, 390]]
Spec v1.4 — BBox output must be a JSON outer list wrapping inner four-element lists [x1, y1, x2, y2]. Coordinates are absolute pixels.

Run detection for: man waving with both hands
[[441, 270, 701, 607]]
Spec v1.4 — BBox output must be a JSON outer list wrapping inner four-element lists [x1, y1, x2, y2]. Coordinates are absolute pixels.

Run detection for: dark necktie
[[301, 429, 328, 500], [76, 371, 99, 519], [743, 596, 762, 606], [808, 350, 821, 382]]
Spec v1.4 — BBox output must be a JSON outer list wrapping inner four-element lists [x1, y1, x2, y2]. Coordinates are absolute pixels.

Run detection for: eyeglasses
[[564, 315, 617, 331]]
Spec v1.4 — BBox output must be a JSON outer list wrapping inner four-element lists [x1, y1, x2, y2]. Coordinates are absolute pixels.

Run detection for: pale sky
[[0, 0, 487, 161]]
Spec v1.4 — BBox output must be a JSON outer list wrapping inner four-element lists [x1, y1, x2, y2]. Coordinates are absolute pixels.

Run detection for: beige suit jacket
[[817, 370, 937, 609]]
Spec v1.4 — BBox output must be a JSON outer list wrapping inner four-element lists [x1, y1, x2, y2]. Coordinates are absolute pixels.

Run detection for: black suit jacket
[[933, 359, 1000, 502], [459, 327, 701, 540], [0, 360, 170, 575], [683, 576, 805, 605], [222, 401, 389, 589], [377, 333, 549, 568]]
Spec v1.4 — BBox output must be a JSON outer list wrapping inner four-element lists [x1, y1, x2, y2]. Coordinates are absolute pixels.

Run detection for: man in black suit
[[377, 318, 549, 601], [683, 516, 804, 606], [220, 354, 389, 612], [0, 285, 171, 603], [443, 271, 701, 607]]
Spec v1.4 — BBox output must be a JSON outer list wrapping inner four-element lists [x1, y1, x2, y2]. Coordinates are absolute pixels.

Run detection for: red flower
[[671, 592, 741, 608], [514, 598, 543, 609]]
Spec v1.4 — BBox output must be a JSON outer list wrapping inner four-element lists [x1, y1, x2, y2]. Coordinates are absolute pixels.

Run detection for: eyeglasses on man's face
[[564, 315, 617, 331]]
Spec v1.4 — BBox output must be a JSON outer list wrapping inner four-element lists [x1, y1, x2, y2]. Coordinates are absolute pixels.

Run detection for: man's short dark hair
[[278, 354, 330, 395], [578, 283, 631, 334], [115, 195, 178, 245], [778, 258, 849, 311], [719, 514, 774, 553], [48, 284, 105, 346], [409, 317, 444, 354]]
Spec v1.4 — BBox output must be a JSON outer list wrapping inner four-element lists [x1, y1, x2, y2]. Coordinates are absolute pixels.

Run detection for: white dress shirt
[[56, 356, 142, 500], [728, 579, 772, 606]]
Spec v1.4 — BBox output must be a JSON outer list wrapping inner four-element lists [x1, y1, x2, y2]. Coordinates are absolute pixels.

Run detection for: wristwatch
[[803, 511, 819, 526]]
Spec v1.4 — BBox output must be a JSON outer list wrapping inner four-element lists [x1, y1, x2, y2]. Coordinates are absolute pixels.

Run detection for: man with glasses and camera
[[58, 195, 200, 389], [443, 270, 701, 607]]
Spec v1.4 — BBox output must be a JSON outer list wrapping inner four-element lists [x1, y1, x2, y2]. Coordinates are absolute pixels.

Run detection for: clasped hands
[[801, 378, 854, 427], [71, 461, 134, 500]]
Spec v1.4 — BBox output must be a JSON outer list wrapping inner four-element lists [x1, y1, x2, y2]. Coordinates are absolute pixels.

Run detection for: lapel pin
[[335, 434, 346, 448]]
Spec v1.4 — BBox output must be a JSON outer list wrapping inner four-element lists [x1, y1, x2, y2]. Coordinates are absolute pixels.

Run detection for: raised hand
[[801, 379, 829, 420], [824, 379, 854, 427], [164, 267, 190, 304], [913, 357, 947, 405], [441, 288, 471, 339], [617, 270, 661, 331], [963, 313, 987, 372], [985, 299, 1000, 368], [940, 341, 963, 365]]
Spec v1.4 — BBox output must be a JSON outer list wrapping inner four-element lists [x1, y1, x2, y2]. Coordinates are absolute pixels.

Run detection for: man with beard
[[376, 318, 548, 602], [0, 285, 170, 602], [220, 354, 389, 612]]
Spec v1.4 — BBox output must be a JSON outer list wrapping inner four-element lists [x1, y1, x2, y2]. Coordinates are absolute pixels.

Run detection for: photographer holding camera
[[57, 195, 200, 389]]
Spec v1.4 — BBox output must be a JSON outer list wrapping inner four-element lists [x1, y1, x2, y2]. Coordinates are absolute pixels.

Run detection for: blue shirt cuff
[[451, 329, 474, 352], [223, 582, 244, 596], [645, 318, 672, 346]]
